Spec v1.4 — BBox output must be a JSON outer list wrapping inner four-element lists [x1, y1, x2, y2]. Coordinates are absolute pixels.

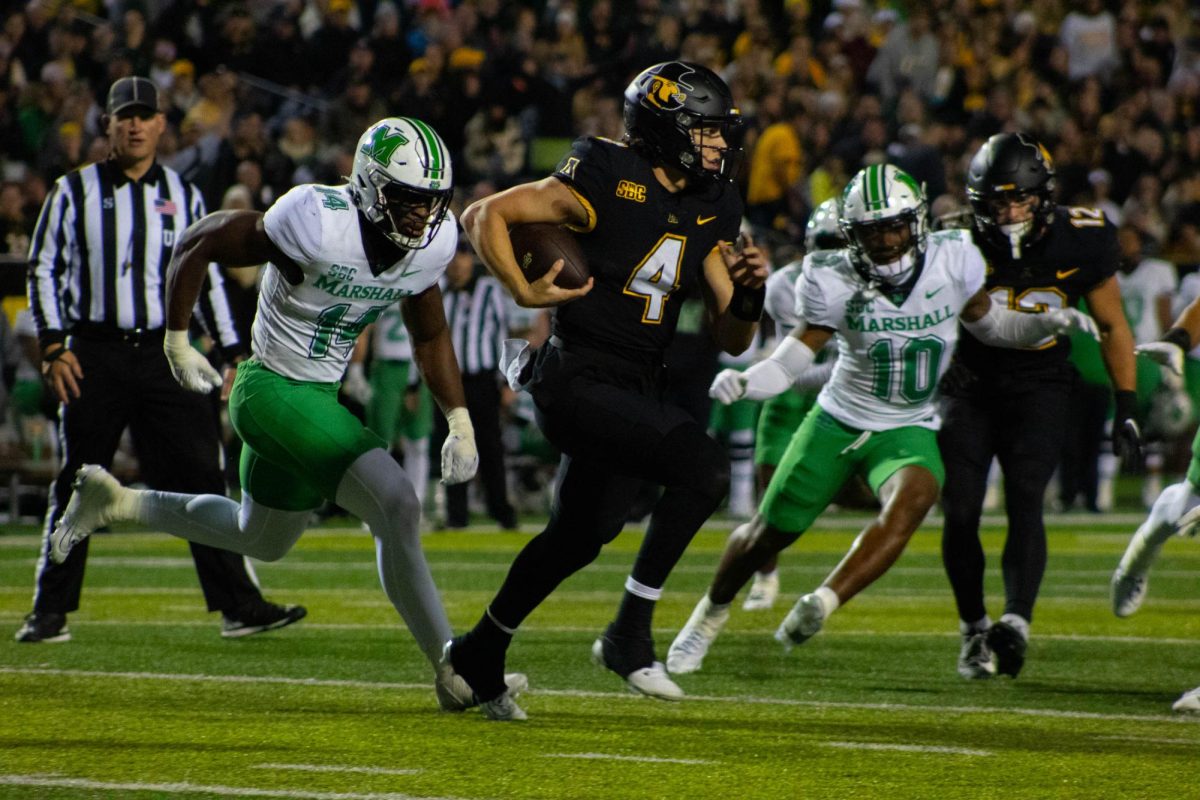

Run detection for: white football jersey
[[1117, 257, 1176, 344], [1174, 272, 1200, 359], [799, 229, 987, 430], [371, 304, 413, 362], [257, 184, 455, 382], [765, 260, 804, 338]]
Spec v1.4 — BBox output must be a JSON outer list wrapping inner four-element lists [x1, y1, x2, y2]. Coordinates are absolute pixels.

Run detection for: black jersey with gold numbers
[[954, 205, 1118, 376], [550, 137, 743, 358]]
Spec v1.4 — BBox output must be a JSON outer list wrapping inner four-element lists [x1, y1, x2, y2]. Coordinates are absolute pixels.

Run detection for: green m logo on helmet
[[361, 126, 410, 167]]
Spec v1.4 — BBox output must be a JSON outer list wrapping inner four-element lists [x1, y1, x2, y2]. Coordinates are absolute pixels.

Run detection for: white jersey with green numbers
[[371, 304, 413, 362], [765, 260, 805, 338], [798, 229, 987, 431], [257, 184, 455, 382]]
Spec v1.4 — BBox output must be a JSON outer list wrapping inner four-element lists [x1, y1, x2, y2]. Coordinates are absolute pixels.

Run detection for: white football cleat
[[1172, 686, 1200, 714], [1110, 568, 1148, 618], [742, 571, 780, 611], [50, 465, 133, 564], [480, 690, 528, 721], [1175, 505, 1200, 539], [956, 631, 996, 680], [591, 638, 684, 701], [774, 592, 827, 650], [666, 595, 730, 674], [436, 641, 528, 719]]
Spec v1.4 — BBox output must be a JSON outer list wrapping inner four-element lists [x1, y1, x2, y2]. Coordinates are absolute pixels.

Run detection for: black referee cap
[[106, 76, 160, 115]]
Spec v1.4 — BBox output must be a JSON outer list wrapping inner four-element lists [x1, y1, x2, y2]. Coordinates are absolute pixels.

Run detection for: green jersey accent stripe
[[406, 117, 444, 179]]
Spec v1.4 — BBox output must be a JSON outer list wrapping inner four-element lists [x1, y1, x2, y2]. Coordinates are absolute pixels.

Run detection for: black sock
[[609, 591, 655, 639], [451, 610, 513, 701]]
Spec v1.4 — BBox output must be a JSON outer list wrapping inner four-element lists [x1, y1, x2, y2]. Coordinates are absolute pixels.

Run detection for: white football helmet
[[349, 117, 453, 250], [804, 198, 846, 252], [840, 164, 928, 286]]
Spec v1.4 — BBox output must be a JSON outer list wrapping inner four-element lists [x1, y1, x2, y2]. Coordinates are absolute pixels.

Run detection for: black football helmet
[[623, 61, 745, 183], [966, 132, 1056, 258]]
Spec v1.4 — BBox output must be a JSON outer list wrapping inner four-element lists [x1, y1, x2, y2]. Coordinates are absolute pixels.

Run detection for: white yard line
[[2, 666, 1199, 727], [1094, 735, 1200, 745], [253, 764, 421, 777], [0, 775, 463, 800], [542, 752, 715, 765], [0, 616, 1194, 645], [8, 555, 1198, 579], [821, 741, 992, 756]]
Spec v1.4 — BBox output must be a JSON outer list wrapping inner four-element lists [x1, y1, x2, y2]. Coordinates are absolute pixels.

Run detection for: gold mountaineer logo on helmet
[[644, 65, 694, 111]]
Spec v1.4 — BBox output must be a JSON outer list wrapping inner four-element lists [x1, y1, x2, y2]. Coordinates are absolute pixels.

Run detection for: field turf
[[1, 512, 1197, 800]]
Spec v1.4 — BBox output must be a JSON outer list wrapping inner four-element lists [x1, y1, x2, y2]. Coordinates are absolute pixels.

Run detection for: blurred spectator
[[866, 7, 939, 106], [463, 99, 526, 186], [0, 179, 30, 256], [1060, 0, 1118, 84]]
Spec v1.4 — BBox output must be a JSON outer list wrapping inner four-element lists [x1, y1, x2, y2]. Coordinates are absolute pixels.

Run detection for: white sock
[[1119, 481, 1200, 574], [815, 585, 840, 615], [959, 615, 991, 635], [336, 448, 452, 665], [999, 612, 1030, 641]]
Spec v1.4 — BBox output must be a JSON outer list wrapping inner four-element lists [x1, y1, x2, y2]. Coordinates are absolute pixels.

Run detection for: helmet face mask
[[350, 117, 453, 250], [805, 198, 846, 252], [967, 132, 1055, 258], [840, 164, 928, 287], [624, 62, 745, 183]]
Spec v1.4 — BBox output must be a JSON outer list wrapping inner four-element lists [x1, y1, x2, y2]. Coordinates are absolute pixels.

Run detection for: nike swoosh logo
[[398, 264, 424, 279], [925, 287, 943, 299], [696, 215, 718, 225], [1056, 268, 1080, 279]]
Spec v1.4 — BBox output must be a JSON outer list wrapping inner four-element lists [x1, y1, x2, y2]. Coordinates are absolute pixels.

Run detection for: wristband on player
[[42, 345, 68, 364], [1162, 327, 1192, 352], [1114, 389, 1138, 423], [729, 284, 766, 322]]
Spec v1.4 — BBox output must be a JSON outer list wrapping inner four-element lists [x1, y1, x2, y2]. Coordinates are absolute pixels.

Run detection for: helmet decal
[[644, 66, 694, 111], [360, 124, 410, 167]]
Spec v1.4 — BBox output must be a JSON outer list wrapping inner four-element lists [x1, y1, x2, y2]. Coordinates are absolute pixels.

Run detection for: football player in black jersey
[[939, 132, 1142, 680], [445, 61, 767, 719]]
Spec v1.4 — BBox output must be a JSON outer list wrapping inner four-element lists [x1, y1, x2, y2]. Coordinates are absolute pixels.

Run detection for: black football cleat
[[14, 611, 70, 643], [985, 621, 1027, 678]]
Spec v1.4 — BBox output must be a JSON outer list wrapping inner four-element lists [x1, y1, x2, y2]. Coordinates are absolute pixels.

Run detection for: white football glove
[[164, 330, 223, 393], [710, 368, 751, 404], [440, 407, 479, 485], [710, 337, 817, 404], [341, 362, 373, 405], [1136, 341, 1185, 378], [1044, 308, 1100, 340]]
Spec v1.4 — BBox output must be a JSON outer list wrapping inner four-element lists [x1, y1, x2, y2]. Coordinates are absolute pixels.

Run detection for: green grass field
[[1, 512, 1198, 800]]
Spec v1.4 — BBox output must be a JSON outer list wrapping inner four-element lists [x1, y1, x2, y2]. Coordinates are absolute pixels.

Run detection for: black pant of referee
[[434, 370, 517, 529], [18, 325, 305, 642]]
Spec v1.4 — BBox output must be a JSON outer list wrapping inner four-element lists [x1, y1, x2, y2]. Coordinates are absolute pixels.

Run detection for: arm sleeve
[[26, 179, 74, 347], [263, 186, 323, 264], [962, 300, 1062, 348]]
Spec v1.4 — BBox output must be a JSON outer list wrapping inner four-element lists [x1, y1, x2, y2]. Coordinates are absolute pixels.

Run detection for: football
[[508, 223, 590, 290]]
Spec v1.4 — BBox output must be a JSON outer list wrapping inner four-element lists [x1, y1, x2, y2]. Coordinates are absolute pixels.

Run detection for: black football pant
[[939, 376, 1073, 625], [487, 342, 729, 630], [432, 371, 515, 528], [32, 335, 263, 616]]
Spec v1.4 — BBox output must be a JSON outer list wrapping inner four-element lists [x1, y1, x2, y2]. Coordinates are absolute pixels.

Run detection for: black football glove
[[1113, 390, 1144, 471], [938, 360, 978, 396]]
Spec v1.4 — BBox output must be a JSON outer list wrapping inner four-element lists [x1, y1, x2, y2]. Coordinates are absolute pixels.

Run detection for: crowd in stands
[[2, 0, 1200, 520]]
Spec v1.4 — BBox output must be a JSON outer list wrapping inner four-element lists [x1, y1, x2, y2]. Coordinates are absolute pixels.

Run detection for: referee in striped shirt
[[437, 240, 517, 529], [16, 77, 306, 643]]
